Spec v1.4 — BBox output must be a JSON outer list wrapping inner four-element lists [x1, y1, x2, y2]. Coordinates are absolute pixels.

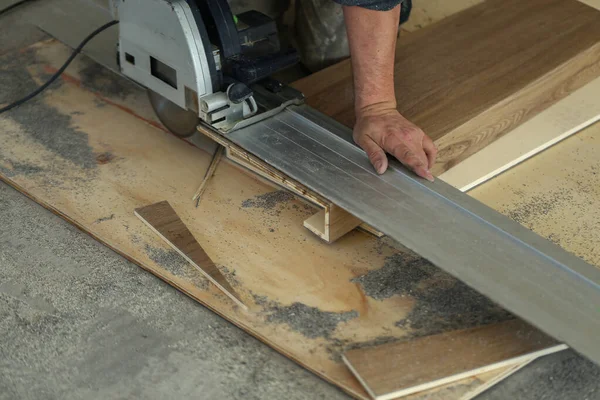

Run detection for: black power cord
[[0, 19, 119, 114], [0, 0, 37, 17]]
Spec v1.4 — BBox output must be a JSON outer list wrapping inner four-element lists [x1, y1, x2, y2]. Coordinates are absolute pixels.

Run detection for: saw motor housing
[[118, 0, 302, 135]]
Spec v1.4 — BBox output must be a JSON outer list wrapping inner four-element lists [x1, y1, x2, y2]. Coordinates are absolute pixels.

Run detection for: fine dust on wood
[[352, 252, 513, 337], [256, 296, 359, 340], [502, 188, 574, 227], [471, 127, 600, 267], [0, 46, 98, 172], [241, 190, 295, 214], [0, 160, 45, 178], [143, 244, 210, 291], [77, 61, 138, 100]]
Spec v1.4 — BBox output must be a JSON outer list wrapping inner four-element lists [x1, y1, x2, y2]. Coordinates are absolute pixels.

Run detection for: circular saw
[[117, 0, 303, 136]]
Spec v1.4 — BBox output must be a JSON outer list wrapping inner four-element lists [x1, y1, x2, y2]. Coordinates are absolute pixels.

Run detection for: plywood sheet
[[293, 0, 600, 175], [2, 39, 599, 399], [0, 39, 521, 400], [343, 319, 565, 400]]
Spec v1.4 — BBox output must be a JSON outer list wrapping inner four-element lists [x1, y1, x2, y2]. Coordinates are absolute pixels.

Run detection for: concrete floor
[[0, 181, 349, 400], [1, 2, 599, 399]]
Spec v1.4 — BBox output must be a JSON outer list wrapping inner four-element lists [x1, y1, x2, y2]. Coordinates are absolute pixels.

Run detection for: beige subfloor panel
[[1, 40, 599, 400], [470, 123, 600, 267], [0, 39, 527, 400]]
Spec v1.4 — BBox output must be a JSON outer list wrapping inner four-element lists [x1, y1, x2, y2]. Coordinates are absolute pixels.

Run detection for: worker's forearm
[[343, 4, 400, 113]]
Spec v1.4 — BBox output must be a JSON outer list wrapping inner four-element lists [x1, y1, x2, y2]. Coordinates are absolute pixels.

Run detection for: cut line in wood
[[134, 200, 248, 311], [342, 319, 567, 400]]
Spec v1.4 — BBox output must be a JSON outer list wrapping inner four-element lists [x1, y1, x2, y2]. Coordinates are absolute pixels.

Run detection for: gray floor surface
[[1, 1, 599, 399]]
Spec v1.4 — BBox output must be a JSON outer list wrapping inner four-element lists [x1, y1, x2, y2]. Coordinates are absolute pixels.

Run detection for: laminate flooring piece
[[342, 319, 567, 400], [440, 76, 600, 191], [292, 0, 600, 175], [135, 200, 247, 311]]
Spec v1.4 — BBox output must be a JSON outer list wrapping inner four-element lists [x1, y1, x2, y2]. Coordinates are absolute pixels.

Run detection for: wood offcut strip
[[134, 200, 247, 310], [342, 320, 567, 400], [292, 0, 600, 175], [193, 145, 224, 206]]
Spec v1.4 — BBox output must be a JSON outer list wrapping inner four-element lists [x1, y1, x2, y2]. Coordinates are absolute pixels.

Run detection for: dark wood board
[[134, 200, 248, 310], [343, 319, 565, 400]]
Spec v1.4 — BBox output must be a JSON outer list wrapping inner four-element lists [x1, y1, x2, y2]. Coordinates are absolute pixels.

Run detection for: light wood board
[[440, 76, 600, 191], [134, 200, 248, 310], [292, 0, 600, 175], [343, 319, 565, 400], [1, 39, 599, 400]]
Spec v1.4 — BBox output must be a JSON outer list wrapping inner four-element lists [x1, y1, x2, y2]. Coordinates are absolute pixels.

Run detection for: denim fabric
[[332, 0, 403, 11]]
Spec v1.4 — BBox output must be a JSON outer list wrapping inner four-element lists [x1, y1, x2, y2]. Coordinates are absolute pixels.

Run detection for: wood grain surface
[[440, 76, 600, 191], [2, 29, 599, 400], [135, 200, 248, 310], [343, 319, 565, 400], [293, 0, 600, 174]]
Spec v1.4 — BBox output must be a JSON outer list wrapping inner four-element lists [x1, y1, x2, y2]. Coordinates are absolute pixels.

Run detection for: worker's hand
[[353, 101, 437, 181]]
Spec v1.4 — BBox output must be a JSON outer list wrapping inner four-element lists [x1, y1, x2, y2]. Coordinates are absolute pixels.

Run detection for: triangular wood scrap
[[134, 200, 247, 311], [343, 319, 567, 400]]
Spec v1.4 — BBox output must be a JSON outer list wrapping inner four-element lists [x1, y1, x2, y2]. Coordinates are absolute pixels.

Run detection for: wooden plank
[[440, 76, 600, 191], [400, 0, 484, 32], [402, 0, 600, 33], [343, 320, 566, 400], [292, 0, 600, 175], [192, 145, 224, 205], [303, 205, 366, 243], [134, 200, 248, 311]]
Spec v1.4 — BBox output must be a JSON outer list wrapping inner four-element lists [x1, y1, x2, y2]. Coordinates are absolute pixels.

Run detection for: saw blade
[[148, 90, 198, 137]]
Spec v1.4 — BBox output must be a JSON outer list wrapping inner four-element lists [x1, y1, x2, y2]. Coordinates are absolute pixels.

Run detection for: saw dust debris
[[144, 245, 209, 290], [353, 251, 512, 337], [241, 190, 295, 216], [254, 294, 358, 339]]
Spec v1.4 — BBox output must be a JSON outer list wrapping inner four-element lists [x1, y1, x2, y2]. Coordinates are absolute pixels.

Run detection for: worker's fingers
[[422, 135, 438, 170], [356, 133, 388, 174], [379, 130, 434, 181]]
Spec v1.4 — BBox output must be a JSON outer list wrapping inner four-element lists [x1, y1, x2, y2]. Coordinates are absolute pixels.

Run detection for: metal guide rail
[[215, 104, 600, 365]]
